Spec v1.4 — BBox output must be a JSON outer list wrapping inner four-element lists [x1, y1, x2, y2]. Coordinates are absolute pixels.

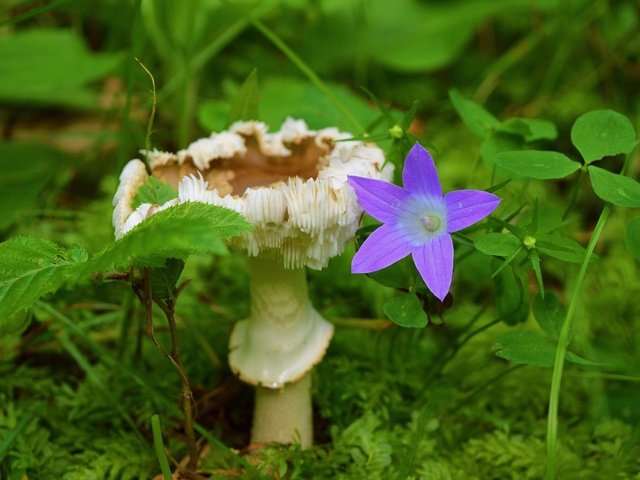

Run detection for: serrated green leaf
[[532, 292, 565, 340], [383, 293, 428, 328], [494, 150, 581, 179], [88, 203, 251, 273], [626, 218, 640, 262], [588, 166, 640, 208], [449, 88, 499, 137], [227, 68, 259, 125], [133, 177, 178, 209], [536, 233, 590, 264], [0, 237, 88, 320], [0, 29, 123, 108], [498, 118, 558, 142], [571, 110, 636, 163], [474, 233, 521, 257]]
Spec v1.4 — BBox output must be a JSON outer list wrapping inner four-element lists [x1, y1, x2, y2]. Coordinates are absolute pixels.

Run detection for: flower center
[[419, 213, 443, 233]]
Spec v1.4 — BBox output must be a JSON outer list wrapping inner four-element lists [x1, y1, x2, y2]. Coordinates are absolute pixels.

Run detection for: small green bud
[[388, 124, 403, 139], [523, 235, 536, 250]]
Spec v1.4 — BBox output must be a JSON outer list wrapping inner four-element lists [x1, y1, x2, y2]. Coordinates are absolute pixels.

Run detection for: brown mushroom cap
[[113, 118, 392, 268]]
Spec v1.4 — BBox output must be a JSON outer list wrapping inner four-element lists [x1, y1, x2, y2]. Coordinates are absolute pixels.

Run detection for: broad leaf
[[494, 151, 581, 179], [588, 166, 640, 208], [0, 142, 69, 229], [571, 110, 636, 164], [366, 0, 559, 72], [494, 266, 529, 325], [626, 218, 640, 262], [149, 258, 185, 301], [532, 292, 565, 340], [0, 237, 88, 320], [494, 330, 556, 367], [495, 330, 601, 367], [383, 293, 428, 328], [536, 234, 590, 264], [474, 233, 521, 257], [367, 257, 416, 290], [87, 202, 251, 273], [227, 68, 259, 126], [200, 77, 379, 133], [449, 88, 498, 137], [0, 29, 123, 108], [498, 118, 558, 142]]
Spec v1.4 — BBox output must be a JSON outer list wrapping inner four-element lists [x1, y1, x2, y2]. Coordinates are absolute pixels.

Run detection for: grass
[[1, 0, 640, 479]]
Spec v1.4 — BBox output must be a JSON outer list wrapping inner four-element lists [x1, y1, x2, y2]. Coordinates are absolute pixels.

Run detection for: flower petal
[[348, 176, 411, 223], [444, 190, 501, 232], [402, 143, 442, 198], [412, 234, 453, 301], [352, 224, 413, 274]]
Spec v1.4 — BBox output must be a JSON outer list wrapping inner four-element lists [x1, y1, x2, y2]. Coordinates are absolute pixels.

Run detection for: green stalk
[[251, 19, 365, 134], [545, 203, 611, 479]]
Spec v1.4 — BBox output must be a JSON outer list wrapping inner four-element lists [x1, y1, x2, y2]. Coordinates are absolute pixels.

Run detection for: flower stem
[[545, 203, 611, 479]]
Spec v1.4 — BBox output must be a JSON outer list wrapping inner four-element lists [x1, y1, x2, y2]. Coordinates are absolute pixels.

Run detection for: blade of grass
[[36, 301, 268, 480], [249, 17, 364, 133], [151, 414, 173, 480], [56, 331, 145, 442], [0, 413, 31, 461], [0, 0, 67, 27]]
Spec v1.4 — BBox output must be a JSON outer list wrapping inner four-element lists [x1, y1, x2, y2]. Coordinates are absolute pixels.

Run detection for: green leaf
[[494, 330, 601, 367], [494, 151, 581, 179], [532, 292, 565, 340], [366, 0, 558, 72], [149, 258, 185, 301], [479, 132, 523, 168], [588, 166, 640, 208], [626, 218, 640, 262], [0, 237, 88, 320], [383, 293, 428, 328], [0, 29, 123, 108], [497, 118, 558, 143], [536, 233, 590, 264], [87, 203, 251, 273], [494, 330, 556, 367], [571, 110, 636, 163], [260, 77, 378, 131], [474, 233, 521, 257], [494, 266, 529, 325], [529, 250, 544, 294], [133, 177, 178, 209], [227, 68, 259, 125], [449, 88, 498, 137], [367, 257, 416, 290], [0, 142, 69, 230]]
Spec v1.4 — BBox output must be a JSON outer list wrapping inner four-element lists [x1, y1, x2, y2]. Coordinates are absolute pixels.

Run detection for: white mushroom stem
[[253, 375, 312, 447], [229, 254, 333, 447]]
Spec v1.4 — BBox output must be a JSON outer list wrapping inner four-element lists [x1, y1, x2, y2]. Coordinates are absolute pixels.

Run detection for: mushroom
[[113, 118, 392, 447]]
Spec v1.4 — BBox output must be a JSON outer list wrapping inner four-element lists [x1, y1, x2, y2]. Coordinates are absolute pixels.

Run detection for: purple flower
[[348, 143, 501, 301]]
